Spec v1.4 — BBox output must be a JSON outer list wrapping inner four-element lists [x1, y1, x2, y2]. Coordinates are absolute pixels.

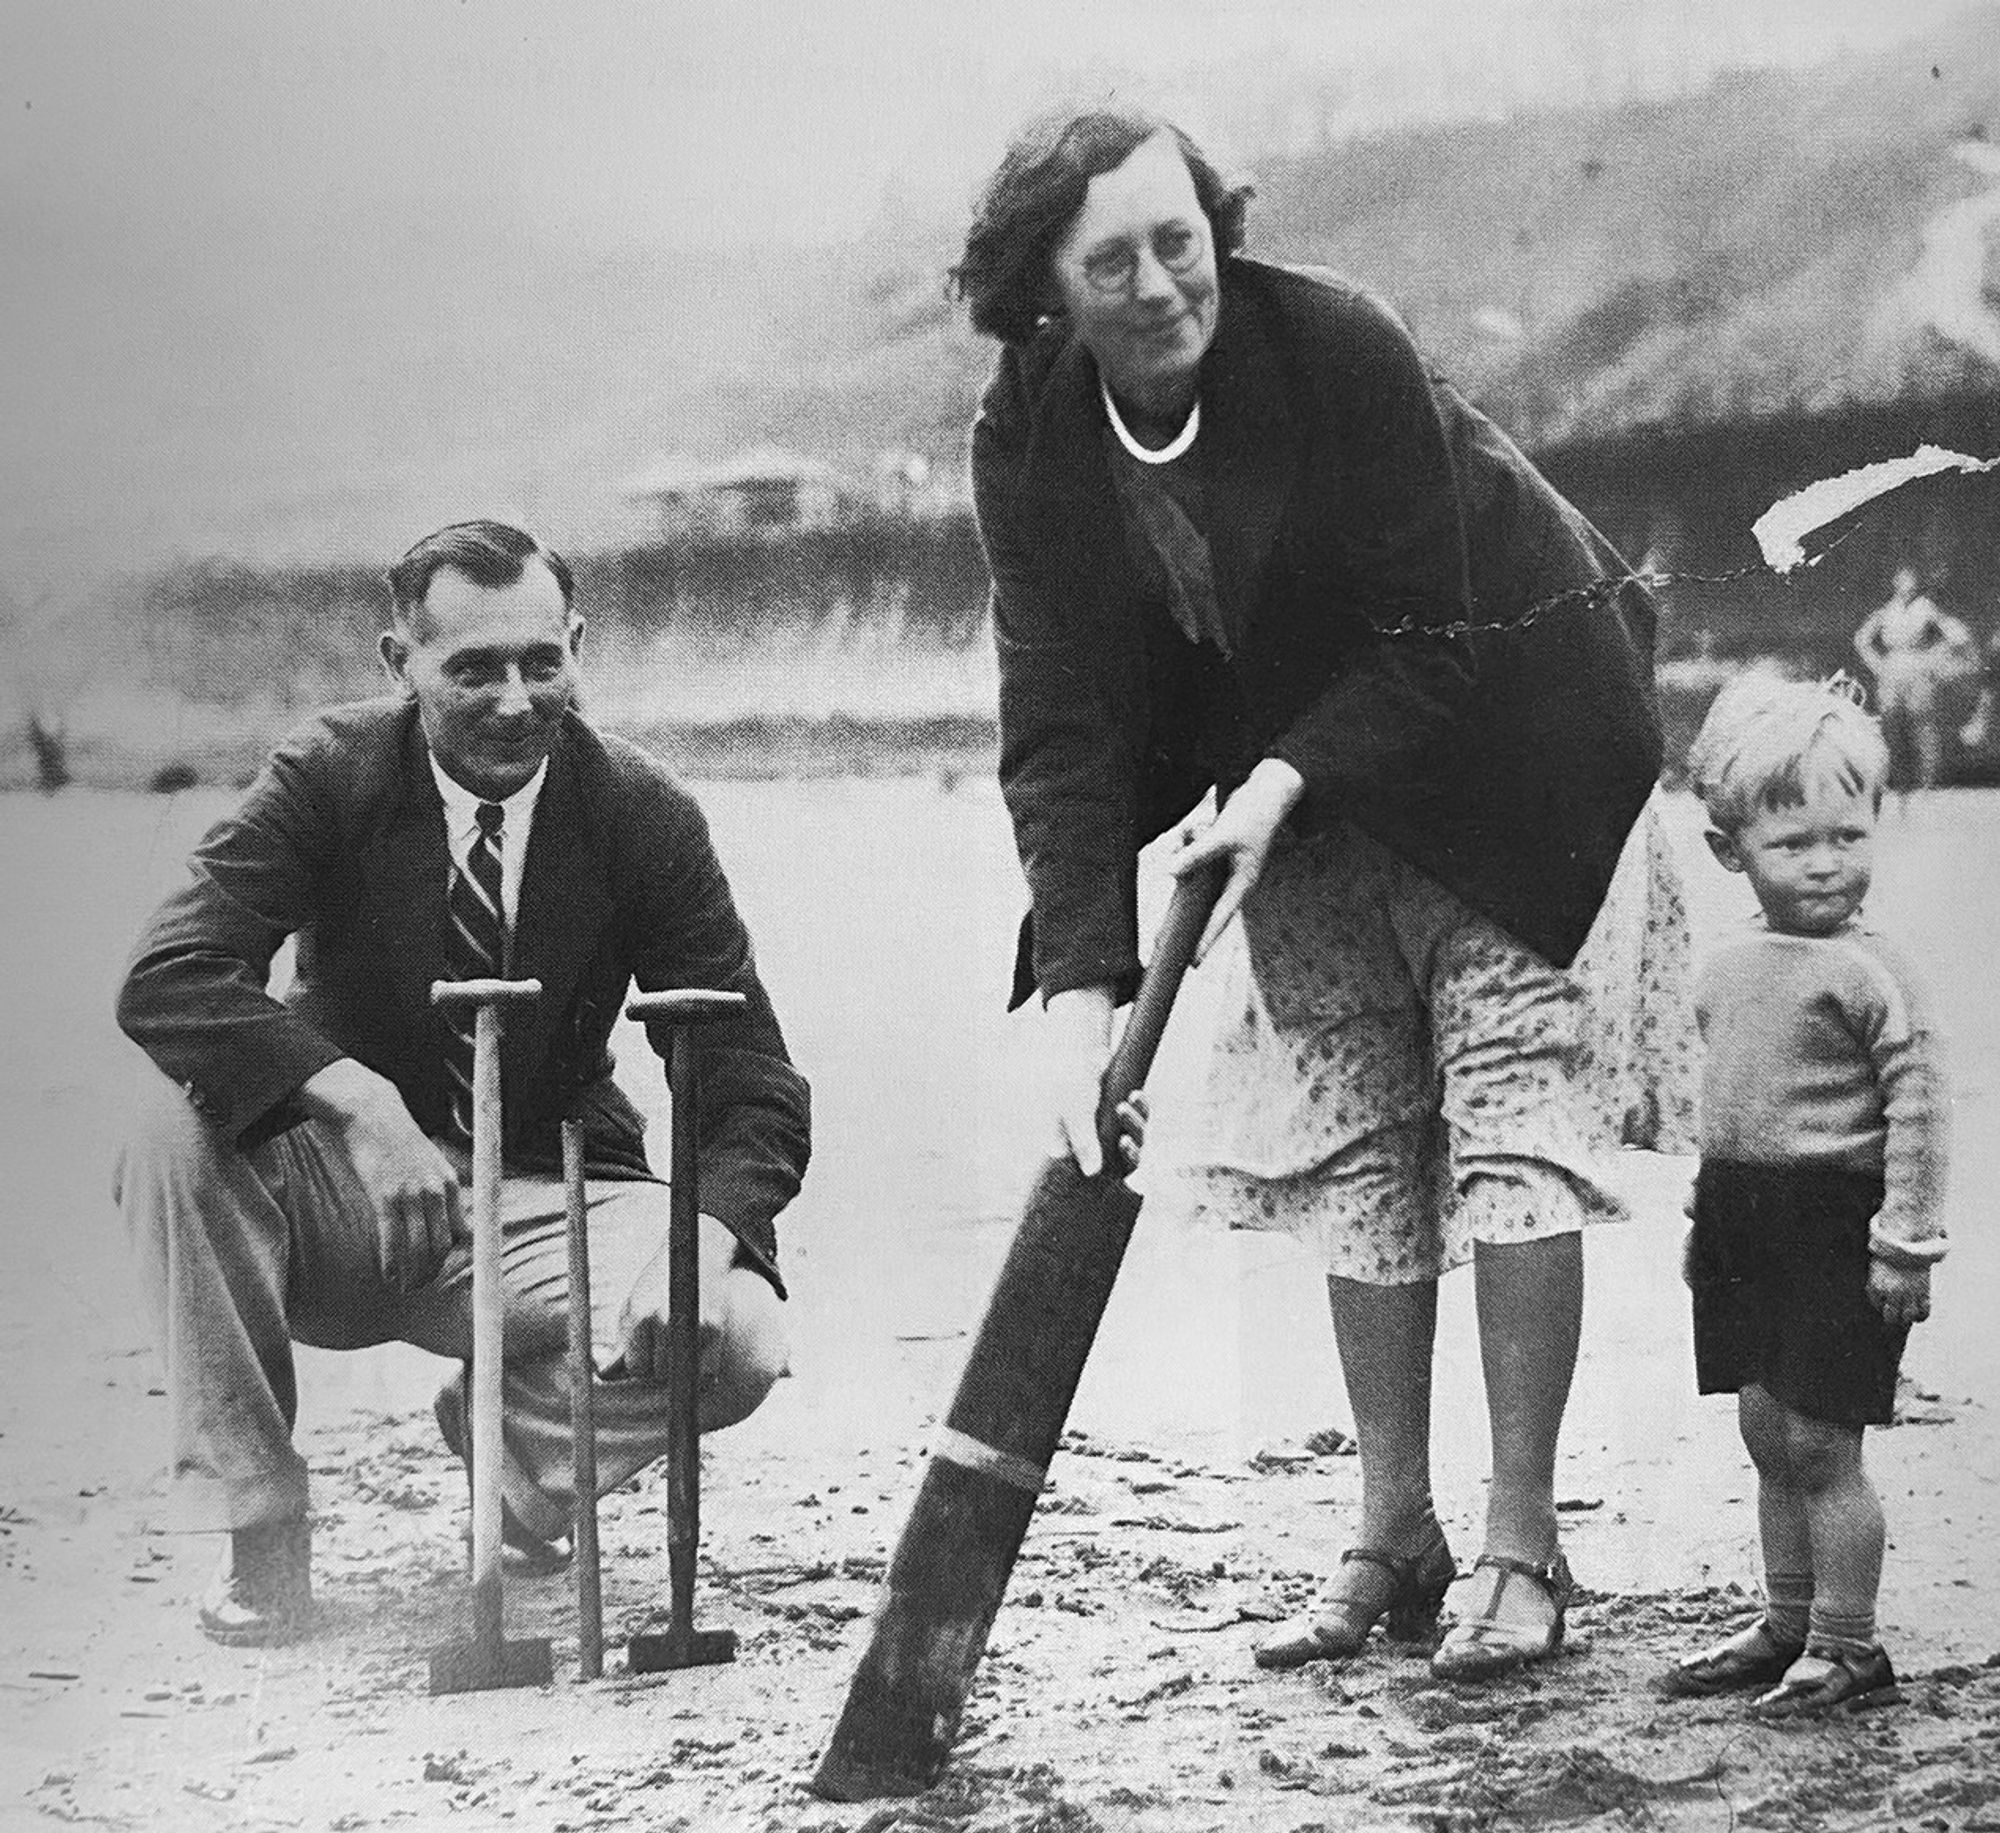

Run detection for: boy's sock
[[1805, 1605, 1879, 1658], [1763, 1571, 1813, 1646]]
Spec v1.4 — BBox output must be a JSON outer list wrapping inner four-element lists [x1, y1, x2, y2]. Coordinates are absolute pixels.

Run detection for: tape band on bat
[[930, 1427, 1048, 1495]]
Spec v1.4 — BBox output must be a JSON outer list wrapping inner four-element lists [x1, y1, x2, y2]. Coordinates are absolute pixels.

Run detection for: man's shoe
[[1659, 1620, 1805, 1698], [198, 1521, 313, 1647], [433, 1374, 572, 1576], [1750, 1642, 1900, 1720]]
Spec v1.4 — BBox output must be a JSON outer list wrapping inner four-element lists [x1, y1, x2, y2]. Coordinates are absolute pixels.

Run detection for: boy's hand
[[1868, 1256, 1931, 1329]]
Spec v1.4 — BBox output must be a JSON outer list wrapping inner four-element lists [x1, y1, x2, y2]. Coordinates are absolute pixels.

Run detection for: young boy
[[1663, 674, 1947, 1716]]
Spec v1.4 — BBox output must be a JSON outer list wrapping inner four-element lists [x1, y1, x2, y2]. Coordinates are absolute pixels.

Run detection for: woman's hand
[[1168, 758, 1306, 960], [1113, 1091, 1148, 1174], [1044, 984, 1115, 1176]]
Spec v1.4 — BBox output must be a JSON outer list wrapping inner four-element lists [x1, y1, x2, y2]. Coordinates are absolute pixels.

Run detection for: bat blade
[[811, 1156, 1141, 1800]]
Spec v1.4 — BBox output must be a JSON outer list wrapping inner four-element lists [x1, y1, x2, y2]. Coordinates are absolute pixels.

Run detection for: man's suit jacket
[[974, 258, 1663, 1007], [117, 699, 810, 1293]]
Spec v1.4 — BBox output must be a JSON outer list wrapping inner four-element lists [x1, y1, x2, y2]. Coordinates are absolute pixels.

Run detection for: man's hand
[[1168, 759, 1306, 961], [1044, 985, 1114, 1177], [617, 1214, 740, 1386], [1868, 1255, 1932, 1330], [299, 1058, 462, 1293]]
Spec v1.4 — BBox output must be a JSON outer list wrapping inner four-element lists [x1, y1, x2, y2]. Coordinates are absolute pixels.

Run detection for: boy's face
[[1707, 780, 1878, 936]]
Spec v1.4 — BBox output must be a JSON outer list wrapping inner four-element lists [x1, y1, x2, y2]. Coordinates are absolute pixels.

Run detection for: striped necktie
[[442, 800, 507, 1146]]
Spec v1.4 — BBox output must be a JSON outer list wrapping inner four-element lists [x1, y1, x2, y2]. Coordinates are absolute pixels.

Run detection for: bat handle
[[1092, 859, 1226, 1167]]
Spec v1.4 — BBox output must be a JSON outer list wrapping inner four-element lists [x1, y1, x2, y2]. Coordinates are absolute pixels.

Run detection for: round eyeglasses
[[1079, 221, 1207, 296]]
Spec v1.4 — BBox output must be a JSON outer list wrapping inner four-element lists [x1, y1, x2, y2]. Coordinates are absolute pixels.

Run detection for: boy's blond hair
[[1687, 672, 1889, 834]]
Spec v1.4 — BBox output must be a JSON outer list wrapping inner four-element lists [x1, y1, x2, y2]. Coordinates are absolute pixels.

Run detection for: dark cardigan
[[973, 258, 1663, 1006]]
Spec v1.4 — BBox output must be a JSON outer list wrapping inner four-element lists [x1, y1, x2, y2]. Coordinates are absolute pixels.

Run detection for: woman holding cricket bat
[[955, 106, 1694, 1682]]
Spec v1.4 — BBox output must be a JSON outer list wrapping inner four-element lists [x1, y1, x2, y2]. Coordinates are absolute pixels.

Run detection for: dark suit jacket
[[116, 699, 810, 1294], [973, 258, 1663, 1005]]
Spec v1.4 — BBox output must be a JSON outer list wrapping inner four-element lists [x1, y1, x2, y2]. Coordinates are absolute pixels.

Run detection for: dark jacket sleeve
[[1260, 284, 1482, 825], [115, 723, 350, 1143], [611, 749, 810, 1276], [975, 345, 1145, 1003]]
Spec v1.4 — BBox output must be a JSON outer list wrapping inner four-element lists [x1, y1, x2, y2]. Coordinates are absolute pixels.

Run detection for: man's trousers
[[115, 1067, 787, 1538]]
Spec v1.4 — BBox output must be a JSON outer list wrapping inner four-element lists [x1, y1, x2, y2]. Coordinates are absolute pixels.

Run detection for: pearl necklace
[[1100, 376, 1199, 464]]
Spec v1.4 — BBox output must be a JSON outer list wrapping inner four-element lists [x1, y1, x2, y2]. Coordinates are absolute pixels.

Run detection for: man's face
[[380, 560, 582, 800]]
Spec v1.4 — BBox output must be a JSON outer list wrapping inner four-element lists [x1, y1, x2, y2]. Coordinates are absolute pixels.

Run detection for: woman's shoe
[[1658, 1620, 1805, 1698], [1254, 1530, 1457, 1670], [1750, 1643, 1900, 1720], [1430, 1550, 1573, 1682]]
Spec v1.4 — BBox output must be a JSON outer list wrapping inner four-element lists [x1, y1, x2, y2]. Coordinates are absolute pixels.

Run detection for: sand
[[2, 779, 1996, 1832]]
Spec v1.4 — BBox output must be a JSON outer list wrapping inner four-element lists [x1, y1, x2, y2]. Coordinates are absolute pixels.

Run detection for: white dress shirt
[[429, 753, 549, 932]]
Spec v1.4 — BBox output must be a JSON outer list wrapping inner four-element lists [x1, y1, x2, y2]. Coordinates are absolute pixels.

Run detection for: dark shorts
[[1690, 1159, 1907, 1427]]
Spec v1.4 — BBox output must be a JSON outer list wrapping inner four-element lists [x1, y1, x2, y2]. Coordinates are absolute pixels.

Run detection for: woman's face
[[1049, 131, 1220, 413]]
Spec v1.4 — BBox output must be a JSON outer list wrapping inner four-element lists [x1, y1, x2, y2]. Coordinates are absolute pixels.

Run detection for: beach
[[2, 776, 1996, 1832]]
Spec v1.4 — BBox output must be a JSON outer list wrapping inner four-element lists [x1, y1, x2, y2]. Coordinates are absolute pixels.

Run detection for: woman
[[956, 107, 1692, 1681]]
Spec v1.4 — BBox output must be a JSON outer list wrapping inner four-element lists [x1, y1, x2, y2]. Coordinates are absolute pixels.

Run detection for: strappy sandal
[[1254, 1530, 1457, 1670], [1659, 1620, 1805, 1698], [1750, 1643, 1900, 1720], [1430, 1550, 1573, 1681]]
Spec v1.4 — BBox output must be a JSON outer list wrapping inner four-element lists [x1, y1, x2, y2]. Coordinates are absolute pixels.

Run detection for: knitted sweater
[[1695, 916, 1949, 1265]]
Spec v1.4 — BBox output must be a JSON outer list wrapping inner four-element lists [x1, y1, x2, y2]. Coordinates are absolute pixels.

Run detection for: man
[[1852, 565, 1978, 794], [115, 520, 810, 1645]]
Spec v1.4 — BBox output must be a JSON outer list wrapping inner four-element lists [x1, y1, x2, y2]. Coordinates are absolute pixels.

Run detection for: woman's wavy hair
[[952, 106, 1253, 345]]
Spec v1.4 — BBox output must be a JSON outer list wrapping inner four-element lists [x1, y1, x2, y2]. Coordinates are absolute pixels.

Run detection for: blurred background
[[5, 0, 2000, 789]]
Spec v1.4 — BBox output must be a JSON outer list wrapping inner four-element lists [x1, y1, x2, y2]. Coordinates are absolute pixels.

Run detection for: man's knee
[[700, 1269, 790, 1433], [114, 1065, 227, 1217]]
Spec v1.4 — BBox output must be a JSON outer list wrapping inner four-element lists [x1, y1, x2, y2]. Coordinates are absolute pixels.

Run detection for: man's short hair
[[1687, 671, 1889, 834], [385, 521, 576, 636]]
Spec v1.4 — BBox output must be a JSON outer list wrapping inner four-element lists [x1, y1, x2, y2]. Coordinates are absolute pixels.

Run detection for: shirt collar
[[428, 751, 549, 841]]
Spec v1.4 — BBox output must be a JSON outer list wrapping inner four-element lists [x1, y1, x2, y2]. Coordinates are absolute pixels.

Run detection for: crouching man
[[114, 520, 810, 1644]]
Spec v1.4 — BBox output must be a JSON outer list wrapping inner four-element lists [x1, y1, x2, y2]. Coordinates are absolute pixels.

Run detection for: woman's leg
[[1420, 1228, 1582, 1669], [1471, 1229, 1580, 1570], [1253, 1270, 1447, 1665], [1326, 1272, 1440, 1549], [1409, 874, 1607, 1651]]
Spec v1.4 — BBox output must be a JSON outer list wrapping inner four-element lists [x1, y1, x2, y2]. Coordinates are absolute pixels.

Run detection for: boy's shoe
[[1659, 1620, 1805, 1697], [198, 1521, 314, 1646], [1750, 1642, 1900, 1719]]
